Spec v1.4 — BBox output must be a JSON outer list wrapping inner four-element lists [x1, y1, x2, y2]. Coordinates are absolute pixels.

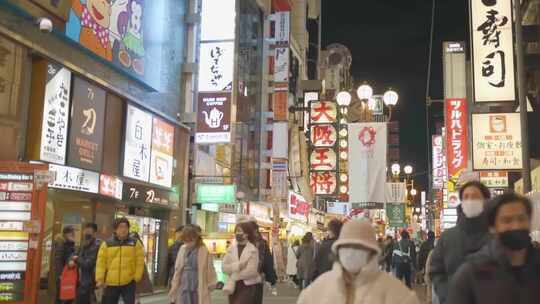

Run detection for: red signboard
[[445, 99, 468, 181], [288, 192, 310, 222]]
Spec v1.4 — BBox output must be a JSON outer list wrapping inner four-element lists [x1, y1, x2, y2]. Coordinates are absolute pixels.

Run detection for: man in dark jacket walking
[[73, 223, 101, 304], [447, 193, 540, 304], [311, 219, 343, 280], [393, 230, 417, 288], [54, 226, 77, 304], [418, 231, 435, 273], [430, 181, 491, 304], [166, 225, 184, 286]]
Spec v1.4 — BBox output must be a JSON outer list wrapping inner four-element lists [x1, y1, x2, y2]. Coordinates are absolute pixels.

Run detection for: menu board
[[0, 173, 32, 302]]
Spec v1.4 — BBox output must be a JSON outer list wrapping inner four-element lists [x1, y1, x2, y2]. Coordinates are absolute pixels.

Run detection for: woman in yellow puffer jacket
[[96, 218, 145, 304]]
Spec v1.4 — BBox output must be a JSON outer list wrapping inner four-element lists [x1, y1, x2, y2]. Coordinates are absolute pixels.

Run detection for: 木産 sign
[[123, 105, 153, 182]]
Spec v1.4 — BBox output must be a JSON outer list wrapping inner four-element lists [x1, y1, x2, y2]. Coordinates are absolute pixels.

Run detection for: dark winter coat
[[447, 239, 540, 304], [256, 238, 277, 285], [430, 206, 491, 304], [53, 236, 76, 280], [297, 242, 315, 280], [418, 239, 435, 272], [393, 239, 417, 269], [311, 237, 337, 281], [76, 238, 101, 294], [167, 240, 183, 283]]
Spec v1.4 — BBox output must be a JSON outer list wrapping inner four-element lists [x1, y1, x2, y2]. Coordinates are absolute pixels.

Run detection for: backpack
[[393, 242, 412, 265]]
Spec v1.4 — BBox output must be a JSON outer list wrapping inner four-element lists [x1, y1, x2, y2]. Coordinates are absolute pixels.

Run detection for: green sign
[[196, 184, 236, 204], [386, 203, 406, 228]]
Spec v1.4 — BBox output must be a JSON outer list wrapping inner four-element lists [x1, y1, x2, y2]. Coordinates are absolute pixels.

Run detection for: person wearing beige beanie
[[297, 220, 420, 304]]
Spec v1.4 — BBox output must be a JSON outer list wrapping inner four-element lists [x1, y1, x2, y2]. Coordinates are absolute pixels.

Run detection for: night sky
[[322, 0, 469, 192]]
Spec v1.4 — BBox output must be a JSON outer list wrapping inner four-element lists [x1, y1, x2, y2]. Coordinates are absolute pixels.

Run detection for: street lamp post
[[383, 89, 399, 121]]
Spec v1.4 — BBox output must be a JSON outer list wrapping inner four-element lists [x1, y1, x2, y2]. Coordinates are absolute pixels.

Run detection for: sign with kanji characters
[[348, 123, 387, 204], [123, 105, 153, 182], [123, 183, 179, 207], [445, 99, 468, 181], [470, 0, 515, 103], [149, 118, 174, 187], [99, 174, 123, 200], [432, 135, 445, 189], [310, 125, 337, 147], [385, 183, 407, 203], [310, 172, 337, 195], [274, 48, 289, 82], [310, 101, 337, 124], [310, 148, 337, 171], [196, 92, 231, 144], [480, 171, 509, 188], [472, 113, 522, 170], [288, 192, 309, 223], [326, 202, 351, 215], [68, 77, 106, 171], [273, 91, 288, 122], [40, 62, 71, 165], [198, 42, 235, 92], [48, 164, 99, 193], [271, 11, 290, 46]]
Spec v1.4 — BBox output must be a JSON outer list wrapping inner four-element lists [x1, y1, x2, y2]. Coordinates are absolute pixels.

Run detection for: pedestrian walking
[[167, 226, 185, 286], [131, 232, 153, 302], [430, 181, 491, 304], [286, 240, 300, 288], [73, 223, 101, 304], [393, 230, 417, 288], [95, 217, 145, 304], [447, 193, 540, 304], [418, 231, 435, 276], [168, 224, 218, 304], [383, 236, 395, 273], [311, 219, 343, 281], [247, 221, 278, 303], [424, 249, 439, 304], [296, 232, 315, 289], [222, 222, 261, 304], [297, 220, 420, 304], [54, 225, 77, 304]]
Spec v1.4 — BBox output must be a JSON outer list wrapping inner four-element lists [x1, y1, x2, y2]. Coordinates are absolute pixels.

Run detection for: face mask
[[84, 234, 93, 241], [499, 229, 531, 250], [235, 234, 245, 243], [338, 248, 371, 274], [461, 200, 484, 218]]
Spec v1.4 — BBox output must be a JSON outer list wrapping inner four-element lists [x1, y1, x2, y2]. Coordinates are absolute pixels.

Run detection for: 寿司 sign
[[288, 192, 310, 223]]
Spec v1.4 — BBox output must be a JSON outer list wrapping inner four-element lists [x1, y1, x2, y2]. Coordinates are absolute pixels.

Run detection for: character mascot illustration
[[69, 0, 113, 61], [119, 0, 145, 75]]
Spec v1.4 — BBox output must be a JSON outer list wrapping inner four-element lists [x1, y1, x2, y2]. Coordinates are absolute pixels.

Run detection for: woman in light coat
[[298, 220, 420, 304], [168, 225, 217, 304], [222, 222, 261, 304]]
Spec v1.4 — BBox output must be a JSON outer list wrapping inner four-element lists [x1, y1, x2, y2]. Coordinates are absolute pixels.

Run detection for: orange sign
[[273, 92, 288, 121]]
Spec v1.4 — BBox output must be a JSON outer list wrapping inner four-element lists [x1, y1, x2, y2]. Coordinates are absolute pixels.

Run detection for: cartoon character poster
[[66, 0, 146, 78]]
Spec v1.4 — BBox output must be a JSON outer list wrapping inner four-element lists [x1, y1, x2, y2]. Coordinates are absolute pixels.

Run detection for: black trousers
[[77, 289, 96, 304], [396, 263, 412, 288], [103, 281, 136, 304], [254, 283, 264, 304]]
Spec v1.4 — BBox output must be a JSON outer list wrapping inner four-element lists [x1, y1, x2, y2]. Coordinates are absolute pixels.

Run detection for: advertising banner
[[385, 183, 407, 203], [149, 118, 174, 187], [470, 0, 515, 103], [480, 171, 509, 188], [48, 164, 99, 193], [99, 174, 123, 200], [40, 62, 71, 165], [445, 99, 468, 181], [68, 77, 106, 171], [348, 123, 387, 204], [274, 48, 289, 82], [198, 42, 235, 92], [123, 105, 153, 182], [472, 113, 522, 170], [196, 92, 231, 144], [272, 11, 290, 46], [273, 91, 288, 121], [288, 192, 309, 222], [123, 183, 179, 207], [196, 184, 236, 204], [386, 203, 406, 228], [326, 202, 351, 215], [432, 135, 445, 189]]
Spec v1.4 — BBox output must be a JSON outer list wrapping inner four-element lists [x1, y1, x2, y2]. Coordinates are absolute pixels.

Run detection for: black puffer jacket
[[447, 240, 540, 304], [76, 238, 101, 294], [311, 237, 337, 281], [53, 237, 76, 280], [430, 206, 491, 304]]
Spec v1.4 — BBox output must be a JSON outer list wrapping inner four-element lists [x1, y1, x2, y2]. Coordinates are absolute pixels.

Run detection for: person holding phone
[[168, 224, 220, 304]]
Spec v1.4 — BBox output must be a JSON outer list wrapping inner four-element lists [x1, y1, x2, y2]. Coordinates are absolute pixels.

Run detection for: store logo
[[358, 127, 377, 148], [202, 108, 224, 129]]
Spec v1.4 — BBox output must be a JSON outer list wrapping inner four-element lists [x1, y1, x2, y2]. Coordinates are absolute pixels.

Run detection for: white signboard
[[49, 164, 99, 193], [0, 212, 30, 221], [198, 42, 235, 92], [0, 202, 31, 212], [200, 0, 236, 41], [385, 183, 407, 203], [480, 171, 509, 188], [123, 105, 153, 182], [348, 123, 387, 204], [0, 241, 28, 251], [470, 0, 515, 102], [0, 222, 24, 231], [149, 118, 174, 188], [0, 251, 27, 262], [40, 63, 72, 164], [0, 262, 26, 271], [326, 202, 351, 215], [274, 48, 289, 82], [472, 113, 522, 170], [273, 11, 290, 46], [288, 192, 309, 223]]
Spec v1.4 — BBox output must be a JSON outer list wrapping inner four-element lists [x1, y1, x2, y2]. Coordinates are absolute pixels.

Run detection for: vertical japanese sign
[[470, 0, 515, 102], [123, 105, 153, 182], [445, 99, 468, 182], [40, 63, 71, 165], [196, 92, 231, 144], [348, 123, 387, 204], [472, 113, 522, 170], [198, 42, 235, 92], [386, 203, 406, 228], [272, 11, 290, 46], [68, 77, 106, 171], [149, 118, 174, 188], [274, 48, 289, 82], [432, 135, 445, 189], [309, 101, 338, 195], [288, 192, 309, 223]]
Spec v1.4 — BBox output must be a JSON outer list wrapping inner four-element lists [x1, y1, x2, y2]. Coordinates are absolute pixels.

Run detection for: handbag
[[59, 265, 78, 300]]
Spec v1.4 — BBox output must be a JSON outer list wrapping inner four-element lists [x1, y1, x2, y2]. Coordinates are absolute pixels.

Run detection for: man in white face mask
[[297, 220, 420, 304]]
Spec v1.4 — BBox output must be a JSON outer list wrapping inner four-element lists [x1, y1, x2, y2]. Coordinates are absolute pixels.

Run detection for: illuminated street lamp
[[391, 163, 401, 176], [404, 165, 413, 175], [357, 84, 373, 101], [383, 89, 399, 121], [410, 188, 418, 196], [336, 91, 352, 107]]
